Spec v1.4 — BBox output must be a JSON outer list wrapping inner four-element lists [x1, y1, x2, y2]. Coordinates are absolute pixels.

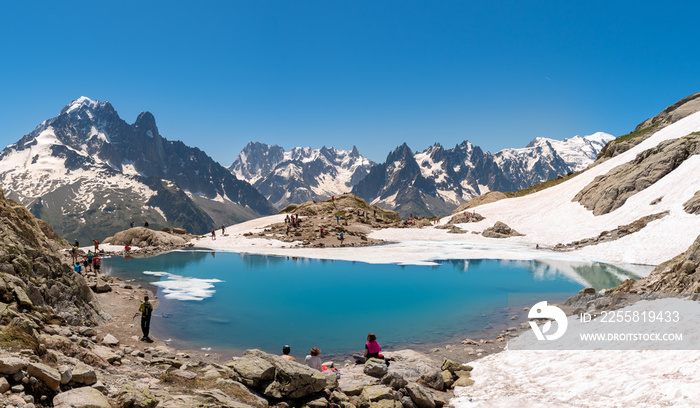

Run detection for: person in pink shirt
[[364, 332, 382, 359]]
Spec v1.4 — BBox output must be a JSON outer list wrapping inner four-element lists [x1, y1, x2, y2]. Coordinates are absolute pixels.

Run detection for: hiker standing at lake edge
[[139, 295, 153, 342]]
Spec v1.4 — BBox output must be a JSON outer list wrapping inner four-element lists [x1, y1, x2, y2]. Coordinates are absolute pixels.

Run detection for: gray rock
[[231, 349, 329, 399], [104, 227, 187, 247], [405, 383, 435, 408], [27, 362, 61, 391], [0, 376, 9, 393], [482, 221, 523, 239], [401, 396, 418, 408], [70, 363, 97, 385], [171, 369, 197, 380], [419, 370, 444, 391], [0, 356, 27, 374], [58, 365, 72, 385], [117, 383, 159, 408], [371, 400, 402, 408], [195, 388, 265, 408], [440, 359, 464, 374], [93, 279, 112, 293], [361, 385, 394, 402], [380, 372, 408, 390], [214, 378, 268, 408], [53, 386, 112, 408], [576, 135, 700, 215], [303, 396, 329, 408], [10, 283, 34, 309], [101, 333, 119, 346], [363, 358, 388, 378], [93, 345, 120, 364], [228, 354, 276, 387], [382, 350, 439, 382], [11, 384, 24, 393]]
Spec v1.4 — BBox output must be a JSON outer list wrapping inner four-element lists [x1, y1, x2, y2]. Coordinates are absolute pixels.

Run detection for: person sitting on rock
[[280, 345, 296, 361], [353, 332, 385, 364], [305, 347, 322, 371]]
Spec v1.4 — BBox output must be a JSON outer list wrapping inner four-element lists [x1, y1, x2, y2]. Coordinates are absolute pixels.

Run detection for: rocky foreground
[[1, 186, 492, 407]]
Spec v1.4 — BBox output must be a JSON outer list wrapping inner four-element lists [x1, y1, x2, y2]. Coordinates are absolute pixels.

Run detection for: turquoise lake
[[103, 251, 643, 358]]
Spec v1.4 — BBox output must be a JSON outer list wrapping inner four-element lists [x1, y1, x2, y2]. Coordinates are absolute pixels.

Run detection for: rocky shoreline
[[1, 205, 512, 407]]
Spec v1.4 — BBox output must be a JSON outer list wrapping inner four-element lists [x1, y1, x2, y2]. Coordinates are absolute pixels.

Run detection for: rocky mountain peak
[[134, 111, 159, 139], [386, 142, 414, 163]]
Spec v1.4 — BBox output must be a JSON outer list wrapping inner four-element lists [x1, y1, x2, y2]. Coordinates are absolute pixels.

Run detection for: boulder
[[59, 365, 72, 385], [171, 369, 198, 381], [371, 401, 402, 408], [228, 354, 276, 387], [232, 349, 329, 399], [482, 221, 523, 239], [0, 377, 9, 393], [10, 283, 33, 309], [0, 356, 27, 374], [401, 396, 418, 408], [92, 279, 112, 293], [27, 362, 61, 391], [380, 371, 407, 390], [440, 359, 464, 374], [303, 396, 329, 408], [361, 385, 394, 402], [453, 377, 475, 387], [93, 345, 120, 364], [104, 227, 187, 247], [363, 358, 388, 378], [405, 383, 435, 408], [71, 363, 97, 385], [118, 383, 160, 408], [172, 228, 187, 235], [102, 333, 119, 346], [419, 370, 444, 391], [196, 388, 269, 408], [440, 370, 454, 389], [214, 378, 269, 408], [382, 350, 439, 382], [53, 386, 112, 408]]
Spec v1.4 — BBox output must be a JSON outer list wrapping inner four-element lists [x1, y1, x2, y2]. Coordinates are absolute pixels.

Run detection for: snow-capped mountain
[[0, 97, 276, 243], [229, 142, 374, 209], [526, 132, 614, 171], [351, 133, 614, 217]]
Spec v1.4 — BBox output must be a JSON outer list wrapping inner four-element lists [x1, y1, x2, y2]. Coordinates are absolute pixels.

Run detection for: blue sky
[[1, 1, 699, 164]]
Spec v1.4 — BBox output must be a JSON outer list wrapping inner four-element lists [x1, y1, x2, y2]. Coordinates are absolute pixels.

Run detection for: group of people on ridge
[[71, 240, 101, 276]]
